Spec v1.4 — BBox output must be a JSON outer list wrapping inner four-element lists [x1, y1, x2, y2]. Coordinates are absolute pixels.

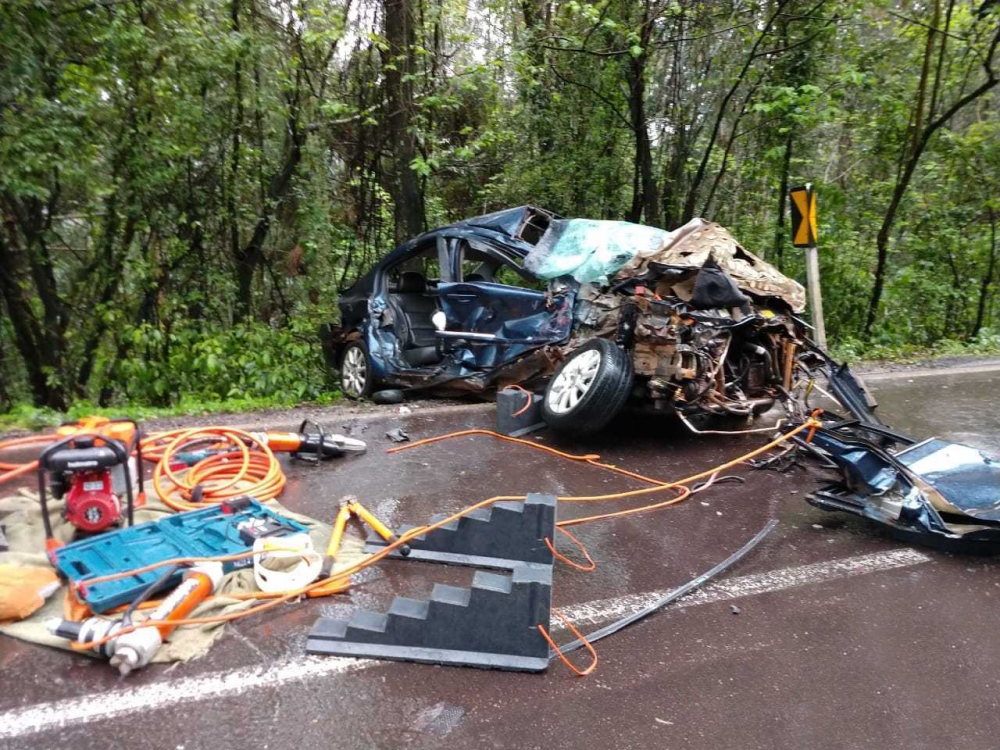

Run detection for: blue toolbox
[[52, 496, 308, 613]]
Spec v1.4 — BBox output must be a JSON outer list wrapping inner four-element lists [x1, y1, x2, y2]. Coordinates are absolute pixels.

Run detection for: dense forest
[[1, 0, 999, 413]]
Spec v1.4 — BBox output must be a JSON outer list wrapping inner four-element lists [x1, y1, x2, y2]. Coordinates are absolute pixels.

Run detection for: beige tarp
[[0, 488, 366, 662]]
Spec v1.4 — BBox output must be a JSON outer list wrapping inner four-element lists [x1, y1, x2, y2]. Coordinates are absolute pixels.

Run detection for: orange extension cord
[[62, 419, 820, 663], [0, 426, 287, 509], [141, 427, 286, 510]]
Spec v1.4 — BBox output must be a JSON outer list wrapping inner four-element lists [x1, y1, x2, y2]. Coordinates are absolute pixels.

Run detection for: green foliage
[[833, 329, 1000, 363], [114, 320, 336, 405], [0, 392, 341, 433]]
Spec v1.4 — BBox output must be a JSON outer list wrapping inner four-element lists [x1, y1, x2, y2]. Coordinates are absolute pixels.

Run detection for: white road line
[[0, 548, 931, 741], [556, 548, 931, 629], [0, 656, 371, 741]]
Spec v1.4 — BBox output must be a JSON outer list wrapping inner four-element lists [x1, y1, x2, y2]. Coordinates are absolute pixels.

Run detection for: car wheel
[[340, 341, 374, 399], [542, 338, 633, 435]]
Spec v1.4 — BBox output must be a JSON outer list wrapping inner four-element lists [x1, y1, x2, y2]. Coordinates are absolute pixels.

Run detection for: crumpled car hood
[[896, 439, 1000, 522], [617, 219, 807, 313], [804, 425, 1000, 553]]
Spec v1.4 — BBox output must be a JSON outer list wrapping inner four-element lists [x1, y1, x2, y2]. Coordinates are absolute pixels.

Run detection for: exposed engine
[[568, 276, 807, 424]]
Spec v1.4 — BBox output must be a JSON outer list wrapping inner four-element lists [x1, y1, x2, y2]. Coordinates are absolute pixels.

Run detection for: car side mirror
[[432, 310, 447, 331]]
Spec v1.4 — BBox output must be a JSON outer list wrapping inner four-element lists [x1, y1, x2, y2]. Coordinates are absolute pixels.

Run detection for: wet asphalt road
[[2, 367, 1000, 749]]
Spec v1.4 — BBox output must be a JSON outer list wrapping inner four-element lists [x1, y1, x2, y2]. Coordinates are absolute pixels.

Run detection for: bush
[[832, 328, 1000, 363], [113, 319, 338, 406]]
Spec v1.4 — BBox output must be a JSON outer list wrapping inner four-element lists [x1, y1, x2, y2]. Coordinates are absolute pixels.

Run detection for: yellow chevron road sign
[[789, 184, 818, 247]]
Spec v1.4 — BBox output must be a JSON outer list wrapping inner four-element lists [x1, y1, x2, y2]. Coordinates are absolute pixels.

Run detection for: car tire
[[340, 340, 375, 399], [542, 338, 633, 435]]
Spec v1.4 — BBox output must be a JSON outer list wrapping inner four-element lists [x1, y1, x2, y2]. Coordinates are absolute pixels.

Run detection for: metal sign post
[[789, 183, 827, 349]]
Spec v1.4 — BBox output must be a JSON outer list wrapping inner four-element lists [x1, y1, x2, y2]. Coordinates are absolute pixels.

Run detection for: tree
[[383, 0, 425, 242], [864, 3, 1000, 337]]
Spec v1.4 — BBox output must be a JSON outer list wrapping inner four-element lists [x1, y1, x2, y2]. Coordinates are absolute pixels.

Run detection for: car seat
[[393, 271, 441, 366]]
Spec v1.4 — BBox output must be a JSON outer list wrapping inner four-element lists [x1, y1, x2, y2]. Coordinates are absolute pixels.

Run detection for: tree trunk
[[973, 209, 998, 338], [0, 207, 67, 409], [682, 0, 789, 223], [904, 0, 941, 169], [230, 0, 250, 320], [625, 51, 659, 225], [383, 0, 424, 244], [235, 111, 305, 320], [773, 133, 794, 269], [701, 77, 761, 220]]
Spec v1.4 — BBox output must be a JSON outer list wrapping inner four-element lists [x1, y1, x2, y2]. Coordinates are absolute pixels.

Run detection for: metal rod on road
[[550, 519, 779, 657]]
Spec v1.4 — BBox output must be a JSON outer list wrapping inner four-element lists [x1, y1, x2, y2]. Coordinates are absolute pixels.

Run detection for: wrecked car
[[321, 206, 875, 434], [780, 417, 1000, 554]]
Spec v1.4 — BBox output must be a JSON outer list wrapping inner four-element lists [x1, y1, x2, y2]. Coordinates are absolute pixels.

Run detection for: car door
[[366, 235, 453, 377], [435, 238, 574, 369]]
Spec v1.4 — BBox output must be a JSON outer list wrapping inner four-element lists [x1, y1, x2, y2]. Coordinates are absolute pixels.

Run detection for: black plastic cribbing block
[[496, 389, 545, 437], [306, 562, 553, 672], [365, 493, 556, 570]]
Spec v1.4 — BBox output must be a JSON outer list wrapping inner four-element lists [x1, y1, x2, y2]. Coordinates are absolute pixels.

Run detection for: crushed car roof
[[522, 216, 807, 311], [438, 205, 557, 243], [617, 219, 807, 313]]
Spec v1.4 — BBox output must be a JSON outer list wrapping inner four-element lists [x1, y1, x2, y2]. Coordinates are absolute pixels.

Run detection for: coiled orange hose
[[143, 427, 285, 510], [0, 426, 286, 510]]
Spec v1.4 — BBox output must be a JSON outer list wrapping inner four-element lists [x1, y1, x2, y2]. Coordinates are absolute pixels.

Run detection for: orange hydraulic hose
[[68, 497, 509, 651], [0, 433, 56, 467], [501, 384, 535, 418], [558, 419, 817, 503], [2, 426, 286, 509], [390, 429, 670, 488], [0, 434, 57, 484], [556, 486, 693, 527], [0, 459, 40, 485], [68, 419, 819, 652], [83, 420, 816, 596], [390, 423, 815, 525], [544, 526, 596, 571], [145, 427, 285, 510], [65, 577, 352, 622], [539, 610, 598, 676]]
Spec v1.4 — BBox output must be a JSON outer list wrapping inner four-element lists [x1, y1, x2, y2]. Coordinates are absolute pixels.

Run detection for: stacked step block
[[365, 493, 556, 570], [307, 562, 553, 672]]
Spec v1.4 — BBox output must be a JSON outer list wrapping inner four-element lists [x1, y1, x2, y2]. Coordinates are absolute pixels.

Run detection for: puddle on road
[[870, 371, 1000, 452]]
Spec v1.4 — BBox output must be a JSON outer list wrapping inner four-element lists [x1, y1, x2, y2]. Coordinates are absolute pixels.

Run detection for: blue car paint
[[437, 282, 574, 370], [326, 206, 571, 390], [806, 426, 1000, 553]]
